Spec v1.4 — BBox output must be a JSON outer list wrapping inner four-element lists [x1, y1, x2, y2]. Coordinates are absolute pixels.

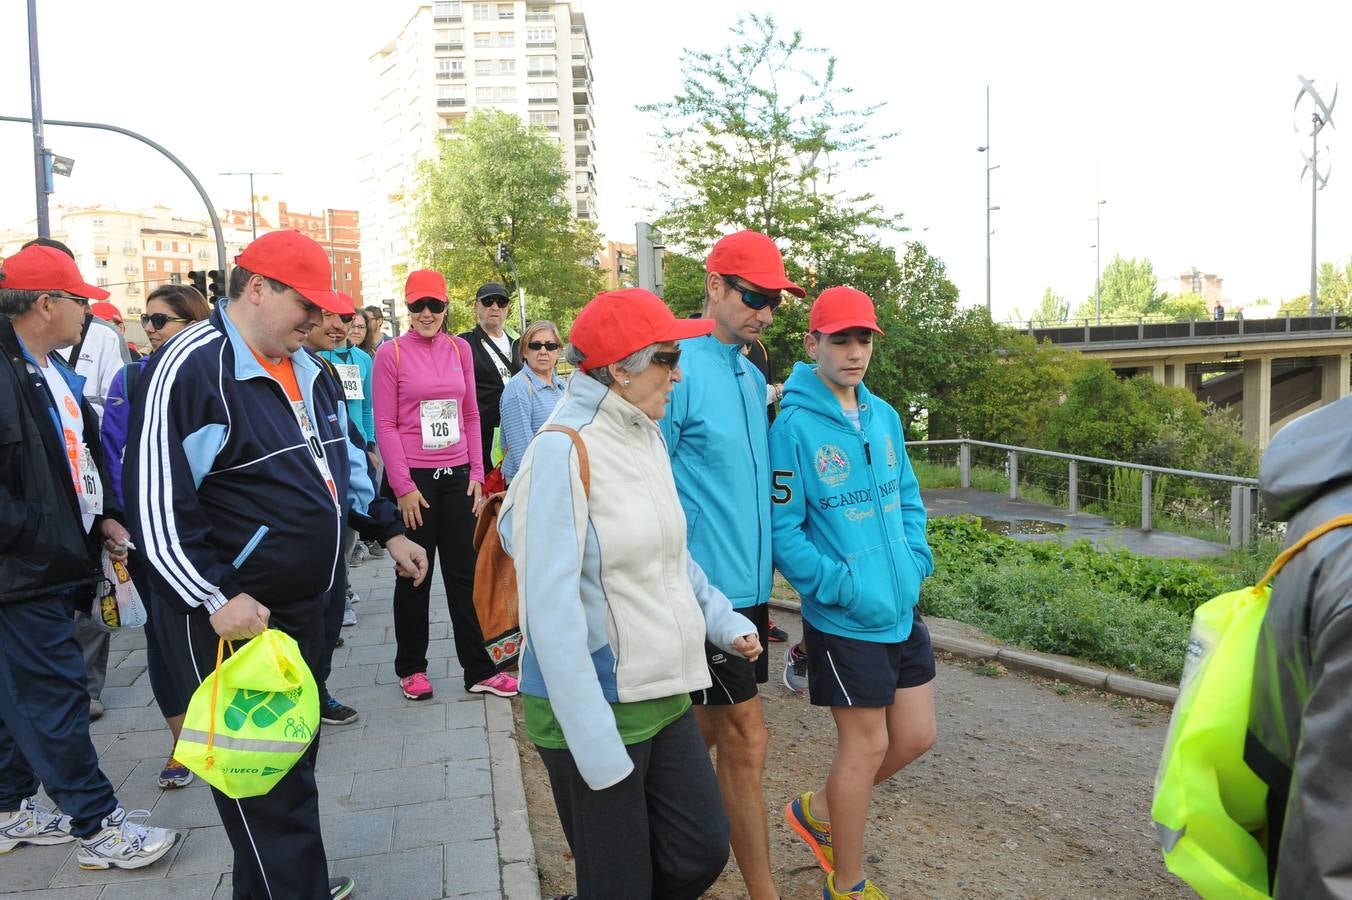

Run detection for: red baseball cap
[[570, 288, 713, 371], [336, 292, 356, 313], [234, 230, 351, 314], [91, 301, 122, 324], [705, 231, 805, 297], [0, 244, 110, 300], [810, 286, 885, 335], [405, 269, 449, 304]]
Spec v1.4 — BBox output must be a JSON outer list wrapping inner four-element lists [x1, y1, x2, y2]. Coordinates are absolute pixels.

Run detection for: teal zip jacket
[[769, 361, 933, 643], [659, 334, 772, 609]]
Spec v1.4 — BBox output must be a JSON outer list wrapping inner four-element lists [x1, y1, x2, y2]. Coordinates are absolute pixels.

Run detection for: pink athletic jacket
[[372, 331, 484, 496]]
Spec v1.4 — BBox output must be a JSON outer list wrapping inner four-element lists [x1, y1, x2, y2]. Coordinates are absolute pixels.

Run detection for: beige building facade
[[358, 0, 597, 312]]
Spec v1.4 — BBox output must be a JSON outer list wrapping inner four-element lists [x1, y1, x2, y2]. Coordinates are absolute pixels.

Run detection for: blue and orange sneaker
[[823, 872, 889, 899], [785, 791, 834, 873]]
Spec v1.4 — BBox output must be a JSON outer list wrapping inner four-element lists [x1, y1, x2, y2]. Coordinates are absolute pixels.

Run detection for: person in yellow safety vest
[[1248, 394, 1352, 897]]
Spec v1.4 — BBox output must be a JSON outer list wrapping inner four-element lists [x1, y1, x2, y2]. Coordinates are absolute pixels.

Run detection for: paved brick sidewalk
[[2, 558, 538, 900]]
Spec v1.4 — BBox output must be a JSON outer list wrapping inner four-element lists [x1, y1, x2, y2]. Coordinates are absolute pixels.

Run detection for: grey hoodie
[[1249, 394, 1352, 898]]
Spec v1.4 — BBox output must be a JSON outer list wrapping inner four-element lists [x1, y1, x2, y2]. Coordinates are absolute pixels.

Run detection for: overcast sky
[[1, 0, 1349, 320]]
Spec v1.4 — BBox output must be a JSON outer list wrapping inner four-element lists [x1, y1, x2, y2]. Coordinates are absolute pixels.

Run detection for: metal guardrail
[[1024, 314, 1351, 348], [909, 439, 1261, 547]]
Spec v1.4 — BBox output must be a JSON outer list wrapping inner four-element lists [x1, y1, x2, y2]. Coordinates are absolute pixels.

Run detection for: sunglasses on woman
[[140, 313, 193, 330], [651, 348, 682, 369], [407, 298, 447, 314], [526, 340, 561, 351], [479, 297, 511, 309], [726, 278, 783, 312]]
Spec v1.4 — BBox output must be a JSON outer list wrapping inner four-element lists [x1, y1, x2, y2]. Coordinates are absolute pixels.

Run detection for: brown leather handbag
[[471, 424, 590, 667]]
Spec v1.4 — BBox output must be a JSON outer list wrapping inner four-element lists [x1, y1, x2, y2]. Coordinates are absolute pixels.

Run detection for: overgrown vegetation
[[917, 516, 1262, 683]]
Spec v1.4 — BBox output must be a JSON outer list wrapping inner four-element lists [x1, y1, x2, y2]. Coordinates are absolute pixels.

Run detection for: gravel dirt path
[[516, 607, 1188, 899]]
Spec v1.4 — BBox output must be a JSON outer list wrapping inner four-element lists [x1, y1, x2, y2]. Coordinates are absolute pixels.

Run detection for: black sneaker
[[321, 696, 359, 726], [330, 876, 355, 899], [767, 619, 789, 643]]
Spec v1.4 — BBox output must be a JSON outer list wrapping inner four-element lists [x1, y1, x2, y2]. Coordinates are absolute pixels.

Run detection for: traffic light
[[187, 270, 207, 298], [207, 270, 225, 300], [383, 298, 400, 336]]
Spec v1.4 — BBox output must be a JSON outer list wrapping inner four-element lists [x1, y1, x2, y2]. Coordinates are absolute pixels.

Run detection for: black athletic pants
[[537, 710, 730, 900], [168, 594, 331, 900], [0, 593, 118, 837], [389, 465, 496, 688]]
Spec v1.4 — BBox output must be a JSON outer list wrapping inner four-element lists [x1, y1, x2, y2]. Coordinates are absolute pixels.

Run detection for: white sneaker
[[0, 797, 74, 853], [365, 541, 387, 559], [348, 541, 368, 568], [342, 607, 358, 627], [76, 807, 177, 870]]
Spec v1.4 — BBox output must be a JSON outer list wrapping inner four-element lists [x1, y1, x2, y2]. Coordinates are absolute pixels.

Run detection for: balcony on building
[[433, 15, 462, 23], [435, 42, 464, 51], [438, 98, 468, 107], [122, 242, 136, 255]]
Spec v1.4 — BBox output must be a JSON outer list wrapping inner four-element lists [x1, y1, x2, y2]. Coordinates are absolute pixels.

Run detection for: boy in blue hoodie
[[769, 287, 936, 900]]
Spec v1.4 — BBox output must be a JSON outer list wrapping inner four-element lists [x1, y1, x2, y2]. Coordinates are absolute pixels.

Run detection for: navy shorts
[[803, 616, 935, 708], [691, 603, 769, 706]]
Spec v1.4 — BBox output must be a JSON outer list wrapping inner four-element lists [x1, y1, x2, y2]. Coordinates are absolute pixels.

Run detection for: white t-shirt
[[42, 361, 103, 533], [485, 332, 513, 385]]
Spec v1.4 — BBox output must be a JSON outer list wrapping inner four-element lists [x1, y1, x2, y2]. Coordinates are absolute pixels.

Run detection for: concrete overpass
[[1025, 314, 1352, 447]]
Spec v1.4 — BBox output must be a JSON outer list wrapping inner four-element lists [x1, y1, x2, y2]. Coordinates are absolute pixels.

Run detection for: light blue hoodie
[[769, 361, 933, 643], [659, 334, 772, 609]]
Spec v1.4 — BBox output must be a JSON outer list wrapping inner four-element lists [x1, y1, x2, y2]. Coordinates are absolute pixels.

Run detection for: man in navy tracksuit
[[126, 231, 426, 900]]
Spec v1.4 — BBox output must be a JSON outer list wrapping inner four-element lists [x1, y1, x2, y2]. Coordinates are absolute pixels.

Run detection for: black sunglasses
[[479, 297, 511, 309], [408, 298, 447, 314], [324, 311, 355, 324], [50, 292, 90, 306], [140, 313, 193, 330], [651, 348, 682, 370], [526, 340, 561, 351], [725, 277, 783, 312]]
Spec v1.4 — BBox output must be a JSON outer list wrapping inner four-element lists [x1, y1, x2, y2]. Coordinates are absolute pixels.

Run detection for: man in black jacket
[[458, 281, 519, 464], [0, 244, 176, 869]]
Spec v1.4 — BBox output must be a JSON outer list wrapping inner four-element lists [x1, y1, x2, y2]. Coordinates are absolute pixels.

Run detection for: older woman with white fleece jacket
[[499, 288, 762, 900]]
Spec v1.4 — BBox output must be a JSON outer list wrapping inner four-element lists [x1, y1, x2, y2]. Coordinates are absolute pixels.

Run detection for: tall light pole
[[26, 0, 50, 236], [220, 171, 281, 241], [976, 85, 999, 315], [1091, 198, 1107, 324]]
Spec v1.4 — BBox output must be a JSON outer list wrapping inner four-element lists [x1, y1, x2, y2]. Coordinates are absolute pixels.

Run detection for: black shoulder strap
[[65, 314, 93, 367], [480, 329, 517, 372]]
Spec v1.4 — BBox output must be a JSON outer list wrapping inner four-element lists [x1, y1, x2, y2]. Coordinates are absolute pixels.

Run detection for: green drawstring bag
[[174, 629, 319, 799], [1152, 513, 1352, 898]]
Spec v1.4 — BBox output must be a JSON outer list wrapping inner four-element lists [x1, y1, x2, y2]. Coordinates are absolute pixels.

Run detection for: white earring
[[623, 379, 631, 386]]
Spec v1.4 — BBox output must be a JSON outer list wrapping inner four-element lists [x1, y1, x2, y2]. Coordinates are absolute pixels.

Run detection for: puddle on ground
[[978, 517, 1067, 535]]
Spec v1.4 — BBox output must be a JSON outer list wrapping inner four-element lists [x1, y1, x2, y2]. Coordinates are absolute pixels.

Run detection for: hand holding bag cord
[[174, 628, 319, 799]]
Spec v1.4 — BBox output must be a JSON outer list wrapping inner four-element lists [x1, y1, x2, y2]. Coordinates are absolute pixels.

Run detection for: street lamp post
[[26, 0, 50, 237], [976, 85, 999, 315], [220, 171, 281, 241], [1091, 198, 1107, 325]]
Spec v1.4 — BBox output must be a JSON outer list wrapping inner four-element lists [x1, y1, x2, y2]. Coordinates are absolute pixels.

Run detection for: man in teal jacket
[[659, 229, 804, 900]]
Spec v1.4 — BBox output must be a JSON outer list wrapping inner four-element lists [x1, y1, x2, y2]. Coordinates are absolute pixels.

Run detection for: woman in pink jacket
[[372, 269, 519, 700]]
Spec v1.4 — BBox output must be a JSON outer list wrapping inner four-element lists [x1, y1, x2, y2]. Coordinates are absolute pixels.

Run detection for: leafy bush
[[917, 516, 1249, 682]]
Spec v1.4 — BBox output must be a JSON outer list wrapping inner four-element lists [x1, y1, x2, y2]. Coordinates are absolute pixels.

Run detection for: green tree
[[951, 335, 1082, 446], [1279, 260, 1352, 314], [1072, 255, 1162, 321], [640, 14, 903, 285], [1157, 292, 1210, 320], [412, 110, 602, 333], [1015, 288, 1069, 327]]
